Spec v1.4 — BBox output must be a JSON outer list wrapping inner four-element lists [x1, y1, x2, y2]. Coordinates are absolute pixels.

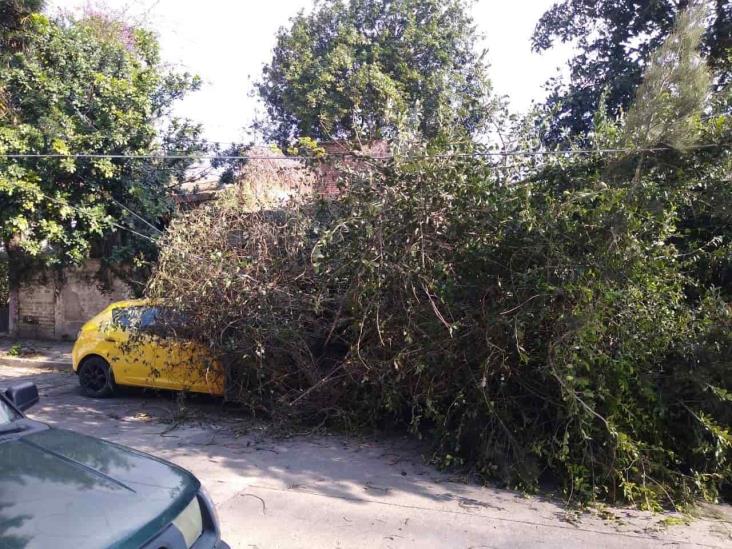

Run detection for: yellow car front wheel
[[78, 356, 117, 398]]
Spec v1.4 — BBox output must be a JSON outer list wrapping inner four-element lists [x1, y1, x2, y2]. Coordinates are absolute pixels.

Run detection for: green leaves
[[621, 6, 711, 151], [532, 0, 731, 144], [257, 0, 493, 148], [0, 6, 204, 287]]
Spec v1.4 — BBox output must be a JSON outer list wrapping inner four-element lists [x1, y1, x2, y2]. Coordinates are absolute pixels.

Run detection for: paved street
[[1, 361, 730, 548]]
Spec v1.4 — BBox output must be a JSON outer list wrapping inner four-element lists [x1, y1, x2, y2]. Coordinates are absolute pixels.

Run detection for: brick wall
[[13, 260, 132, 340]]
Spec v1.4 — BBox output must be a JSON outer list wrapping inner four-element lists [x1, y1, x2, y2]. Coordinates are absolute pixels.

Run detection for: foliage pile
[[151, 138, 731, 508], [149, 6, 731, 508]]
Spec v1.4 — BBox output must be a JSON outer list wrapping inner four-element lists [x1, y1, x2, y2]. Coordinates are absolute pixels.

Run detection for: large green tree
[[532, 0, 731, 143], [256, 0, 493, 148], [0, 7, 205, 290]]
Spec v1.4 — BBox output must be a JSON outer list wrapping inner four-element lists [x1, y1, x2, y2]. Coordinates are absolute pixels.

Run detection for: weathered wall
[[12, 260, 132, 340], [15, 276, 56, 339]]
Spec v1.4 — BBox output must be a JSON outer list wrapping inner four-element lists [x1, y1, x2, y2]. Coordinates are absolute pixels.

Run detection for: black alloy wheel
[[78, 356, 116, 398]]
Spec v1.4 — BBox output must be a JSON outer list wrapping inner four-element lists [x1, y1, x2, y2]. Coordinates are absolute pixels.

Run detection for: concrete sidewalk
[[1, 359, 730, 548], [0, 336, 72, 370]]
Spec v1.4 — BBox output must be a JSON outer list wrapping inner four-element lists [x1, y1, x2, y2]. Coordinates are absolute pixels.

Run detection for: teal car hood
[[0, 427, 200, 549]]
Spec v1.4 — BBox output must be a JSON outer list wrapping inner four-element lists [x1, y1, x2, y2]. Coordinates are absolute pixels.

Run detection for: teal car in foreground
[[0, 382, 229, 549]]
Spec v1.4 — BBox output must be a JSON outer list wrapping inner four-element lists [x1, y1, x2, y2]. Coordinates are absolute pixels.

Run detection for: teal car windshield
[[0, 397, 20, 425]]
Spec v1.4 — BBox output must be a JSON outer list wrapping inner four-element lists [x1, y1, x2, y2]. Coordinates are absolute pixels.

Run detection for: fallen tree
[[148, 9, 730, 508]]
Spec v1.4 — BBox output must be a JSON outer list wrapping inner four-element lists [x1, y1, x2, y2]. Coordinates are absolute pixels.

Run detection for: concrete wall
[[12, 260, 132, 340]]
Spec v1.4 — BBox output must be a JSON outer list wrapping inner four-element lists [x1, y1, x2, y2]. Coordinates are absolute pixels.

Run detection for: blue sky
[[48, 1, 574, 144]]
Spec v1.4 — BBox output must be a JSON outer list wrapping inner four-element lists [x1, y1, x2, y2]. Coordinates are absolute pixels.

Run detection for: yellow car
[[72, 300, 224, 398]]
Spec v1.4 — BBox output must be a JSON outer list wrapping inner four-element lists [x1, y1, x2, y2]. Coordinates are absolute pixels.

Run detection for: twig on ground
[[241, 493, 267, 514]]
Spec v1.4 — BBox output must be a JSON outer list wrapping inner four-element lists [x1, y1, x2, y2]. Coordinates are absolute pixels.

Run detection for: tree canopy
[[532, 0, 731, 143], [256, 0, 494, 148], [0, 7, 205, 288]]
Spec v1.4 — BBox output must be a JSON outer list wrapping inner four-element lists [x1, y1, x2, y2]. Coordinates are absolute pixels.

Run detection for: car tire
[[78, 356, 116, 398]]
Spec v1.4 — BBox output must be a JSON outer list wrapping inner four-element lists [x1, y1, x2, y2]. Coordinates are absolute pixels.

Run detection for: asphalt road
[[1, 362, 731, 548]]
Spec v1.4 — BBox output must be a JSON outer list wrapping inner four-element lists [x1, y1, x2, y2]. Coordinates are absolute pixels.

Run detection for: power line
[[109, 221, 159, 244], [11, 140, 728, 246], [0, 143, 726, 161], [108, 196, 164, 235]]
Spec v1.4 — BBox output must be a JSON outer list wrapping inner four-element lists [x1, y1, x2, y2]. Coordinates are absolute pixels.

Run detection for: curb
[[0, 356, 71, 371]]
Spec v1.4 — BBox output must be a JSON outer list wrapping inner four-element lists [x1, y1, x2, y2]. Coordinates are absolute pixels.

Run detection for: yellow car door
[[154, 338, 224, 395], [148, 308, 225, 396], [104, 306, 161, 388]]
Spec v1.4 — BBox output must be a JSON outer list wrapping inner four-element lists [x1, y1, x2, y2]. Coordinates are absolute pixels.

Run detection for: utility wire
[[108, 196, 164, 235], [109, 221, 159, 244], [0, 142, 726, 161], [15, 140, 729, 245]]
